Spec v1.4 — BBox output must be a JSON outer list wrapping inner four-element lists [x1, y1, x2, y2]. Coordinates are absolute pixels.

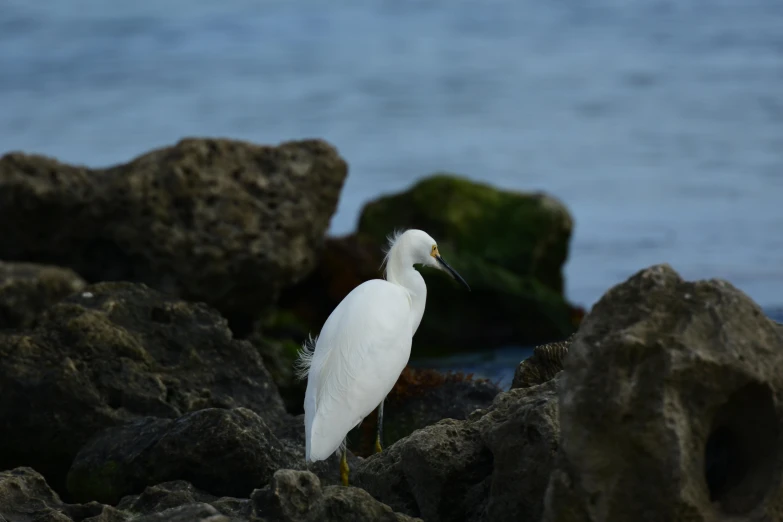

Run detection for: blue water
[[1, 0, 782, 317]]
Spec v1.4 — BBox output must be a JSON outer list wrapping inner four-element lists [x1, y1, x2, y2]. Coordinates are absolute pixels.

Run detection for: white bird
[[295, 229, 470, 485]]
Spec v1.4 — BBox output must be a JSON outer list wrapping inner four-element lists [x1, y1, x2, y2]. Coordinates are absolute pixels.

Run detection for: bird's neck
[[386, 256, 427, 336]]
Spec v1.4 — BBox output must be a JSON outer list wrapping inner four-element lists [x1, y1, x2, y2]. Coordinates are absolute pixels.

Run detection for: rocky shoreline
[[1, 138, 781, 522]]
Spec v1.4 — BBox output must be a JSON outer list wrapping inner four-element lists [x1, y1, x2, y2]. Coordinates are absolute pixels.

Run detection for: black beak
[[435, 255, 470, 291]]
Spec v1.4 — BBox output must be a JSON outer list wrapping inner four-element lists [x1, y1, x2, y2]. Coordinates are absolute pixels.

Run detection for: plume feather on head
[[381, 228, 408, 279]]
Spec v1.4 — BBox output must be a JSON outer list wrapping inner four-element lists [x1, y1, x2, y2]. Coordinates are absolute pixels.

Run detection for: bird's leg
[[340, 441, 349, 486], [375, 399, 384, 454]]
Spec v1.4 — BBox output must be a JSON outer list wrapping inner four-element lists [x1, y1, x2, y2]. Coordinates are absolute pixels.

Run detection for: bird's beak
[[435, 256, 470, 291]]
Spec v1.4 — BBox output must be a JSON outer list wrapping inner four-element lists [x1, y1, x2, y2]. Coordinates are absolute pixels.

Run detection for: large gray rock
[[0, 260, 85, 329], [543, 264, 783, 522], [354, 378, 560, 522], [0, 282, 285, 497], [0, 138, 347, 333]]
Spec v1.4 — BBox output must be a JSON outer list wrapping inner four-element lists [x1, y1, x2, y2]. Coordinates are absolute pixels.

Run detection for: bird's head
[[392, 229, 470, 290]]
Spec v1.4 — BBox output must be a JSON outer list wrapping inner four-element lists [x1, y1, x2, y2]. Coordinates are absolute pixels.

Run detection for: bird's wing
[[305, 279, 412, 461]]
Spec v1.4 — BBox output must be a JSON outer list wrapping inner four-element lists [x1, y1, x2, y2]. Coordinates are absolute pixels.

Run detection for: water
[[1, 0, 782, 316]]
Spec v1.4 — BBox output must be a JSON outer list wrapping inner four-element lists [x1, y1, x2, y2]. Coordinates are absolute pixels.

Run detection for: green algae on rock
[[358, 174, 572, 295]]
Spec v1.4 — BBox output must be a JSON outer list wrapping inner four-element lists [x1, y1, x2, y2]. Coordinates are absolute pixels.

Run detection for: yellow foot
[[340, 452, 350, 486], [374, 435, 383, 454]]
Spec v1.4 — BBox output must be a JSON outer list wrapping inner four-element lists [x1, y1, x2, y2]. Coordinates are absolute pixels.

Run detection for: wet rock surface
[[0, 260, 85, 330], [0, 281, 285, 497], [543, 264, 783, 522], [0, 138, 347, 333], [354, 378, 560, 522]]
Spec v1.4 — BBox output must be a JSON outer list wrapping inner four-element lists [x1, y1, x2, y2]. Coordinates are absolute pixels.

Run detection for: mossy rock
[[356, 174, 578, 354], [358, 174, 572, 294]]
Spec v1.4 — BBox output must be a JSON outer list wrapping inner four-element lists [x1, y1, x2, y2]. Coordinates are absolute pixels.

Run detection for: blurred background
[[2, 0, 781, 325]]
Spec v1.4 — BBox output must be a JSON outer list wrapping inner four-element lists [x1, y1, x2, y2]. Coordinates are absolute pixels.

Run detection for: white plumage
[[295, 229, 469, 470], [302, 280, 411, 460]]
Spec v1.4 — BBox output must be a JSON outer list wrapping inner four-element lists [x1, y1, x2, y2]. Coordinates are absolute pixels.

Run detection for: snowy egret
[[295, 229, 470, 485]]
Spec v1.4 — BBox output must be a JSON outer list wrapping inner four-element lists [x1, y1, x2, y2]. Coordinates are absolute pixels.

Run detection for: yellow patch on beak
[[431, 244, 439, 258]]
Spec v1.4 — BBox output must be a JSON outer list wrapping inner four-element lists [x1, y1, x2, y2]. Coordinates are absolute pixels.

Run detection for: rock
[[511, 334, 573, 389], [117, 481, 250, 521], [247, 329, 309, 414], [349, 368, 501, 457], [0, 467, 126, 522], [67, 408, 300, 504], [115, 472, 420, 522], [358, 175, 571, 292], [0, 260, 85, 329], [479, 380, 560, 522], [0, 138, 347, 334], [276, 234, 384, 336], [252, 469, 421, 522], [542, 264, 783, 522], [3, 467, 418, 522], [132, 504, 232, 522], [273, 412, 359, 487], [354, 378, 560, 522], [278, 175, 580, 355], [0, 467, 73, 522], [0, 282, 285, 498]]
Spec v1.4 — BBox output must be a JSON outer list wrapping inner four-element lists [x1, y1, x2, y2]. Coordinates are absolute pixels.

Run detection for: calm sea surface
[[2, 1, 782, 384]]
